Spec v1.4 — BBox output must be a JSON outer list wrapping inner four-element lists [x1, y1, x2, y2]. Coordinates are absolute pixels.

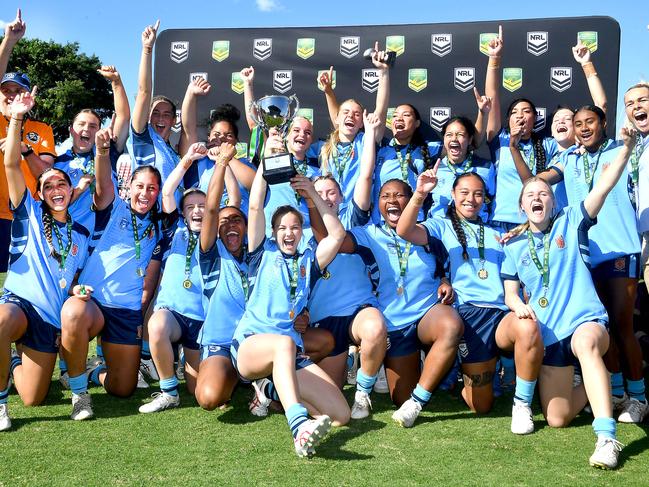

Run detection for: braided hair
[[446, 172, 487, 261], [37, 168, 73, 264], [506, 98, 547, 174]]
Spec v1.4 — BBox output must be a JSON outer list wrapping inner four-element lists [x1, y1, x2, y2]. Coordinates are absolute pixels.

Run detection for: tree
[[5, 38, 113, 143]]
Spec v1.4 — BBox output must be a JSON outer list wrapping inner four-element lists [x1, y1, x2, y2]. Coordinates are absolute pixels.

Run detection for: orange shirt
[[0, 116, 55, 220]]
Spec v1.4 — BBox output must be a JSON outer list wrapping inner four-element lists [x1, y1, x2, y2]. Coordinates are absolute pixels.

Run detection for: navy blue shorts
[[543, 320, 608, 367], [457, 304, 509, 364], [591, 254, 640, 280], [93, 298, 143, 346], [312, 305, 371, 356], [168, 309, 202, 350], [0, 292, 59, 353], [386, 321, 420, 358], [200, 343, 232, 362]]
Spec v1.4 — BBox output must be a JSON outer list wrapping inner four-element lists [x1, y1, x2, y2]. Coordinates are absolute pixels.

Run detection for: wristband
[[488, 57, 501, 69]]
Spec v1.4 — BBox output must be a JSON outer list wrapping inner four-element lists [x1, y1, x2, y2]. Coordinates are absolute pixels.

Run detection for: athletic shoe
[[0, 403, 11, 431], [589, 437, 623, 469], [612, 393, 628, 414], [138, 392, 180, 414], [617, 397, 649, 423], [59, 372, 70, 390], [346, 347, 358, 385], [249, 379, 272, 417], [392, 398, 422, 428], [70, 392, 94, 421], [373, 366, 389, 394], [351, 390, 372, 419], [511, 401, 534, 435], [293, 415, 332, 458], [136, 370, 149, 389], [139, 358, 159, 381]]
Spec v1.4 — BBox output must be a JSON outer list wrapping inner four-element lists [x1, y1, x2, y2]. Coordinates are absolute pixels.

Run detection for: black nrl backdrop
[[154, 16, 619, 159]]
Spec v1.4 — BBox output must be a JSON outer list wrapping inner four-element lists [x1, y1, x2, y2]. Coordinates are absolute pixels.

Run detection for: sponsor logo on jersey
[[527, 31, 548, 56], [296, 38, 315, 59], [171, 109, 182, 133], [189, 72, 208, 83], [170, 41, 189, 64], [296, 108, 313, 125], [212, 40, 230, 62], [577, 31, 598, 53], [362, 69, 381, 93], [273, 70, 293, 93], [502, 67, 523, 92], [253, 38, 272, 61], [550, 67, 572, 92], [386, 35, 405, 56], [26, 131, 39, 143], [231, 72, 244, 95], [340, 36, 360, 58], [534, 107, 546, 132], [479, 33, 498, 56], [408, 69, 428, 93], [120, 217, 128, 230], [235, 142, 248, 159], [430, 107, 451, 132], [317, 69, 336, 91], [431, 33, 452, 57], [454, 67, 475, 92]]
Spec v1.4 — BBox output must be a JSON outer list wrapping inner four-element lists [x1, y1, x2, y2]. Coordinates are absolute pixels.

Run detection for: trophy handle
[[288, 94, 300, 120], [248, 100, 261, 128]]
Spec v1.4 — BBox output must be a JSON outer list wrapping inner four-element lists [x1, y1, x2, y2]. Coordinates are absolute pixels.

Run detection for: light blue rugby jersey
[[421, 216, 507, 309], [489, 128, 564, 224], [501, 203, 608, 346], [128, 124, 179, 184], [153, 220, 204, 321], [5, 191, 90, 327], [233, 237, 322, 350], [427, 154, 496, 222], [80, 196, 164, 311], [371, 140, 442, 223], [349, 224, 445, 332], [308, 201, 378, 322], [554, 139, 640, 266], [199, 239, 248, 347], [194, 155, 255, 216]]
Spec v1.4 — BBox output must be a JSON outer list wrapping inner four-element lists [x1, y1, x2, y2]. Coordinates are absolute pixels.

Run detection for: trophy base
[[262, 153, 297, 185]]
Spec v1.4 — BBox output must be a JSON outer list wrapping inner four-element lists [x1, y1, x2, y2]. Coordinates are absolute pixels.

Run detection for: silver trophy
[[249, 95, 300, 184]]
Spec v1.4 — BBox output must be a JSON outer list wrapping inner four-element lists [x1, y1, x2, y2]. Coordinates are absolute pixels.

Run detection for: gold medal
[[59, 278, 67, 289], [136, 267, 145, 277], [478, 268, 488, 280], [183, 279, 192, 289], [289, 309, 295, 320], [396, 286, 404, 296], [538, 296, 549, 308]]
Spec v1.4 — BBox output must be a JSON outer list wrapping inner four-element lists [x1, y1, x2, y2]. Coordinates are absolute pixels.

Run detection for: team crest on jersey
[[578, 31, 598, 53], [527, 32, 548, 56], [340, 36, 360, 58], [190, 72, 208, 83], [253, 38, 272, 60], [521, 254, 531, 267], [171, 110, 182, 134], [454, 67, 475, 92], [300, 265, 306, 278], [296, 108, 313, 125], [534, 107, 546, 133], [170, 41, 189, 64], [296, 38, 315, 60], [555, 235, 565, 249], [408, 69, 428, 93], [362, 69, 381, 93], [614, 258, 626, 271], [503, 68, 523, 92], [386, 35, 405, 57], [211, 40, 230, 62], [431, 33, 452, 57], [317, 69, 336, 91], [273, 70, 293, 93], [550, 67, 572, 92], [119, 217, 128, 230], [430, 107, 451, 132], [231, 72, 244, 95], [235, 142, 248, 159], [71, 243, 79, 256], [26, 131, 39, 143], [479, 33, 498, 56]]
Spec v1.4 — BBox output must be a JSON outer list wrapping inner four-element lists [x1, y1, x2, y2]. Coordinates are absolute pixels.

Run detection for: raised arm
[[485, 25, 503, 142], [224, 166, 241, 208], [573, 41, 607, 113], [180, 77, 211, 155], [508, 123, 562, 185], [132, 20, 160, 134], [200, 144, 235, 253], [98, 65, 130, 153], [319, 66, 339, 127], [227, 157, 256, 191], [396, 162, 440, 246], [0, 9, 25, 79], [161, 142, 207, 213], [353, 111, 380, 211], [4, 89, 34, 206], [241, 67, 256, 130], [472, 87, 492, 148], [583, 128, 635, 218], [93, 128, 116, 211], [371, 43, 391, 142]]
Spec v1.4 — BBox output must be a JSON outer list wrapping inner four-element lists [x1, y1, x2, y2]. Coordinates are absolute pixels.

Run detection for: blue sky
[[1, 1, 647, 128]]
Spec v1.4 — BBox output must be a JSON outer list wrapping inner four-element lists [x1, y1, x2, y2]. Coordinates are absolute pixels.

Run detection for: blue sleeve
[[129, 124, 156, 169], [247, 237, 267, 276], [500, 243, 518, 281], [89, 200, 114, 253], [421, 216, 443, 240], [9, 190, 30, 219], [341, 200, 371, 228], [426, 232, 448, 278]]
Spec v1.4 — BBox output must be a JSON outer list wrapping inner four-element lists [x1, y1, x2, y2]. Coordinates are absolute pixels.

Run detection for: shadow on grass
[[617, 423, 649, 468], [316, 418, 385, 460]]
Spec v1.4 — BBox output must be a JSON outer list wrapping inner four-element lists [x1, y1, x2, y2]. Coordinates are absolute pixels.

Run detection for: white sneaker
[[589, 436, 623, 469], [0, 403, 11, 431], [249, 379, 272, 417], [617, 397, 649, 423], [346, 347, 358, 385], [138, 392, 180, 414], [59, 372, 70, 390], [392, 398, 422, 428], [136, 370, 149, 389], [612, 393, 628, 414], [511, 401, 534, 435], [294, 415, 332, 458], [351, 390, 372, 419], [140, 358, 159, 381], [373, 366, 389, 394], [71, 392, 94, 421]]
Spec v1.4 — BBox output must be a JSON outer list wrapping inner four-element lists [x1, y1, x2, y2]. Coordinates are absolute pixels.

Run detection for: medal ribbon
[[386, 226, 411, 280], [629, 133, 644, 186], [48, 213, 73, 271], [285, 255, 299, 310], [444, 153, 473, 176], [582, 141, 607, 190], [460, 218, 485, 263], [332, 143, 354, 179], [130, 209, 155, 260], [184, 230, 198, 281], [392, 141, 413, 182], [526, 229, 550, 292]]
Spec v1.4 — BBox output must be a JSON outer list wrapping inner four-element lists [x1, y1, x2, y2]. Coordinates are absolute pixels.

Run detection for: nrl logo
[[502, 67, 522, 92], [273, 70, 293, 93], [317, 69, 336, 91], [534, 107, 546, 133], [430, 107, 451, 132], [212, 40, 230, 62], [297, 108, 314, 125], [577, 31, 598, 53], [527, 32, 548, 56], [235, 142, 248, 159], [386, 35, 405, 57], [454, 67, 475, 92], [231, 72, 244, 95], [189, 72, 208, 83], [253, 38, 272, 61], [550, 67, 572, 92], [171, 110, 182, 133], [431, 33, 452, 57], [340, 36, 360, 58], [479, 33, 498, 56], [296, 38, 315, 60], [170, 41, 189, 64], [408, 69, 428, 93], [362, 69, 381, 93]]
